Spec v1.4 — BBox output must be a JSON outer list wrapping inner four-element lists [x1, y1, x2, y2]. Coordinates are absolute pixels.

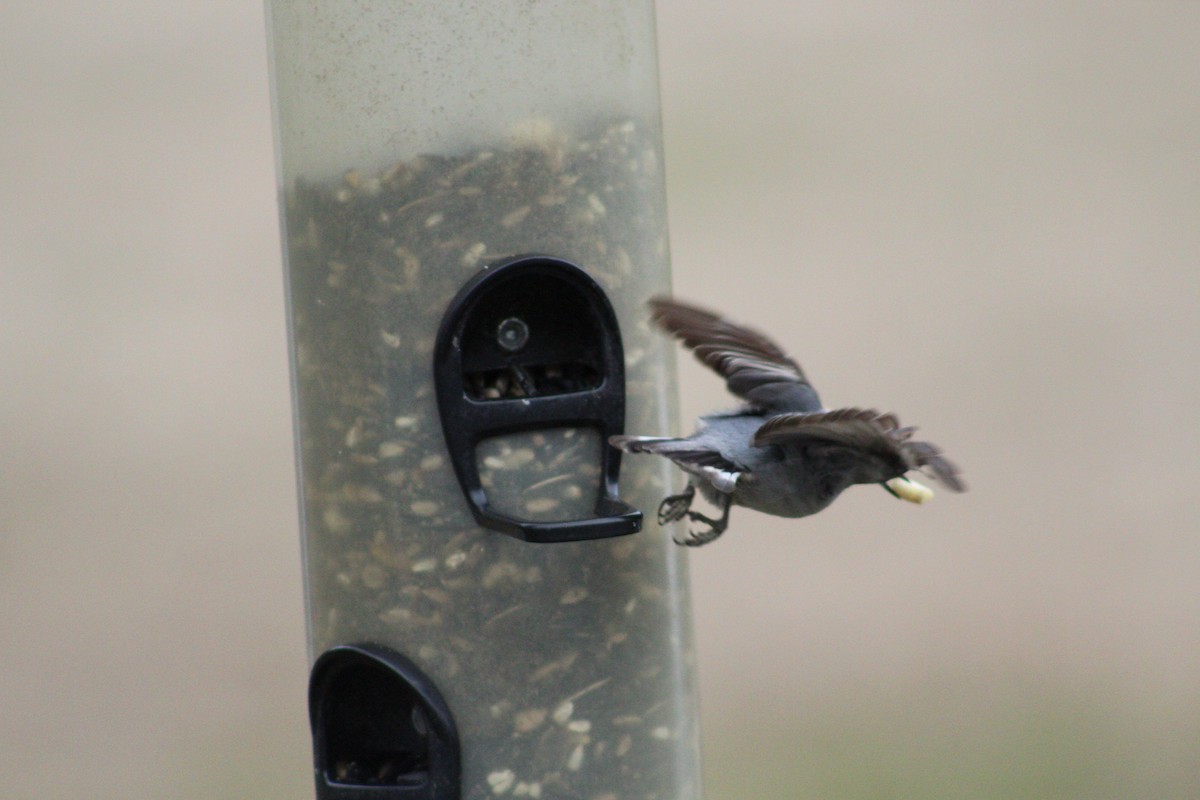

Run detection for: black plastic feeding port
[[309, 644, 460, 800], [434, 255, 642, 542]]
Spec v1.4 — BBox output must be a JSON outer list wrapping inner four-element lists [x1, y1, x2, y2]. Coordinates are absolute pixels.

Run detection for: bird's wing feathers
[[649, 297, 823, 413], [753, 408, 966, 491]]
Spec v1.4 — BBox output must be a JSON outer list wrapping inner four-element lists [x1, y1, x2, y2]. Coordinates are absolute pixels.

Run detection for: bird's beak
[[883, 476, 934, 504]]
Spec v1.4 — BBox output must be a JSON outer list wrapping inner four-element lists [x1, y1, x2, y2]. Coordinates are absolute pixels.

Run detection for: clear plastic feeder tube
[[267, 2, 700, 798]]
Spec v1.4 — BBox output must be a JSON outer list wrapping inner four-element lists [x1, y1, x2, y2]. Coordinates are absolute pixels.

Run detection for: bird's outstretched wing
[[753, 408, 966, 491], [649, 297, 823, 413]]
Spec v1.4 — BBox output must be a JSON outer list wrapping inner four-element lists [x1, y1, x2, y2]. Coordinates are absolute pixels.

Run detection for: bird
[[609, 297, 965, 546]]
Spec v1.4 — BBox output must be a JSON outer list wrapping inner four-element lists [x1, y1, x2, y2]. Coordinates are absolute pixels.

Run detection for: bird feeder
[[265, 2, 701, 798]]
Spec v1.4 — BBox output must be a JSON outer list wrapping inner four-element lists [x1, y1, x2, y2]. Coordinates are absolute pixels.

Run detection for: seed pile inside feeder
[[283, 119, 699, 799]]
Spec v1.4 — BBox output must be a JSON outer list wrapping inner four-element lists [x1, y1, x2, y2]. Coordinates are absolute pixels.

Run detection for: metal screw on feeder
[[266, 2, 701, 799], [495, 317, 529, 353]]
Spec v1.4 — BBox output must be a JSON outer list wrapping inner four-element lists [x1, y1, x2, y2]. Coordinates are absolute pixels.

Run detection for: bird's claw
[[660, 485, 731, 547], [672, 508, 729, 547], [676, 515, 725, 547], [657, 485, 696, 525]]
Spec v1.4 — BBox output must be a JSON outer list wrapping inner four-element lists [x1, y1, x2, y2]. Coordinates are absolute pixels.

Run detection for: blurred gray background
[[3, 3, 1198, 798]]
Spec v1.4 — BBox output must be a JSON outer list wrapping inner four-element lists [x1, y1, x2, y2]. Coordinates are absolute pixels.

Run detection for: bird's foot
[[675, 494, 732, 547], [675, 512, 728, 547], [657, 485, 696, 525]]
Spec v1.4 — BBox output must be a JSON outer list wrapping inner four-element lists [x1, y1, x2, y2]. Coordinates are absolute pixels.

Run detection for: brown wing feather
[[754, 408, 966, 492], [649, 297, 823, 412]]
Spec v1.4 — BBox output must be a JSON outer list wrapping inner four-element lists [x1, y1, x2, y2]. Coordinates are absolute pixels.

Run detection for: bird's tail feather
[[608, 434, 684, 454]]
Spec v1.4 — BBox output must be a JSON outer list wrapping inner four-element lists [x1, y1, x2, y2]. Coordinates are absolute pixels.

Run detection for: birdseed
[[283, 119, 699, 799]]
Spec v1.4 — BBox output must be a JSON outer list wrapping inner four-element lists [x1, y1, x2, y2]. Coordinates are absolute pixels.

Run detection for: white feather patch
[[699, 466, 740, 494]]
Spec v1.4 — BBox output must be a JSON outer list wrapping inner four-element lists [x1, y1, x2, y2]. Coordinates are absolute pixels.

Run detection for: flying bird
[[610, 297, 965, 546]]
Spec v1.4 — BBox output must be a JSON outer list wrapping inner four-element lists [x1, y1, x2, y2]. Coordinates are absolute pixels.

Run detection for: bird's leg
[[657, 483, 696, 525], [681, 493, 732, 547]]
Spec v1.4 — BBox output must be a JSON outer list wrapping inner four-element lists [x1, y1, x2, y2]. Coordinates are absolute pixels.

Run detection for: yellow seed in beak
[[885, 476, 934, 504]]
